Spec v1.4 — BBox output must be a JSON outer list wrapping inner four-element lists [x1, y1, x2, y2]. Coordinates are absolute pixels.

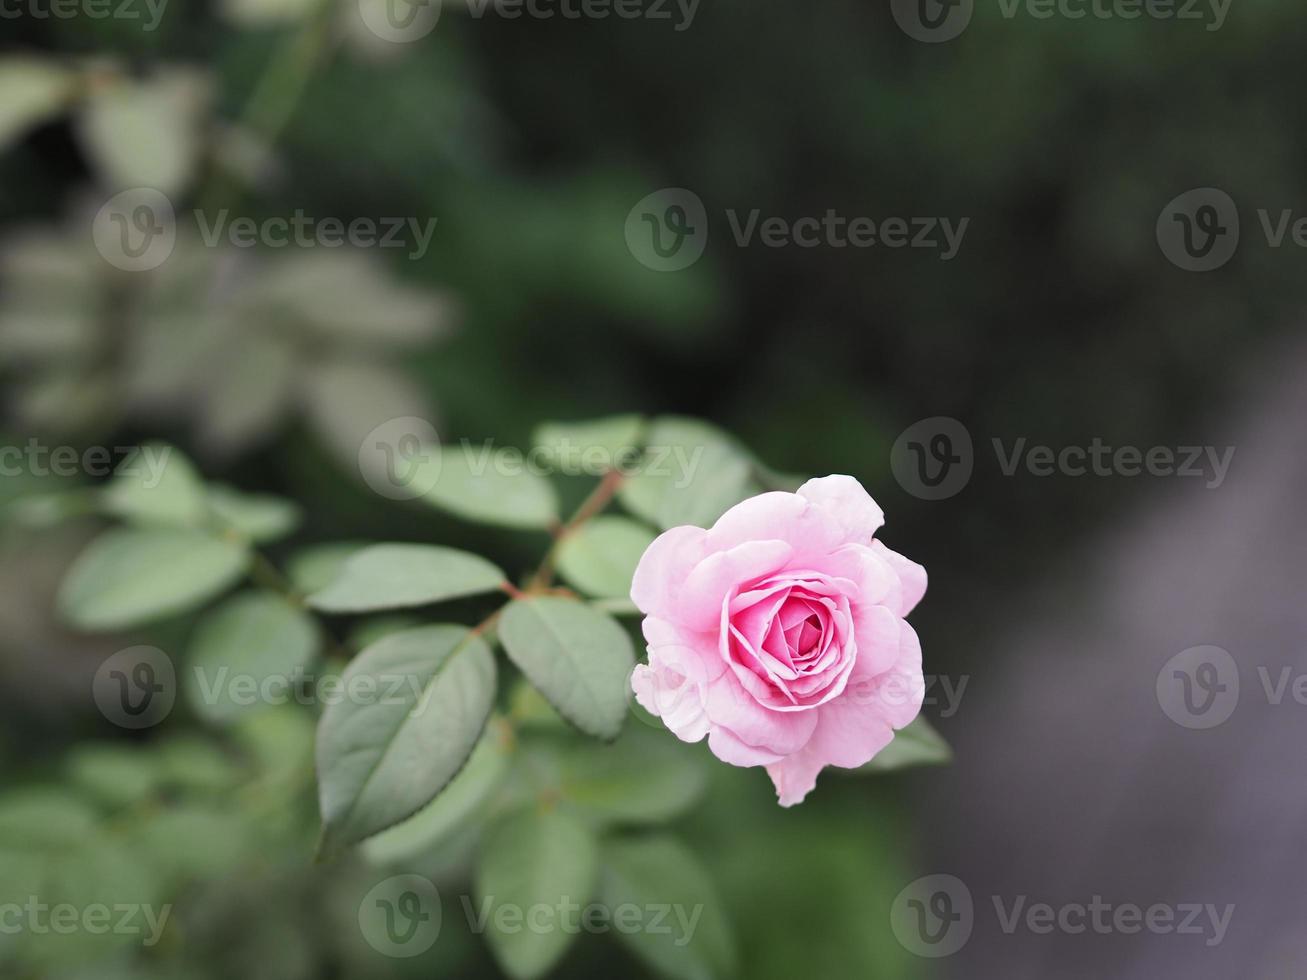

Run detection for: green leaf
[[156, 736, 244, 792], [498, 597, 635, 740], [65, 744, 162, 809], [186, 592, 319, 723], [618, 417, 757, 530], [286, 541, 367, 595], [556, 516, 656, 599], [475, 808, 599, 980], [307, 543, 505, 613], [205, 484, 302, 543], [76, 69, 209, 194], [558, 727, 708, 826], [362, 730, 511, 865], [101, 442, 209, 529], [0, 59, 75, 151], [316, 625, 497, 855], [58, 527, 249, 631], [600, 836, 737, 980], [532, 415, 645, 472], [233, 706, 316, 786], [855, 716, 952, 773], [0, 791, 162, 967], [416, 445, 559, 529]]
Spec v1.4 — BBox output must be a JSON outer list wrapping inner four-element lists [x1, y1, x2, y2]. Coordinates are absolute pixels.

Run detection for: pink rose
[[629, 475, 926, 806]]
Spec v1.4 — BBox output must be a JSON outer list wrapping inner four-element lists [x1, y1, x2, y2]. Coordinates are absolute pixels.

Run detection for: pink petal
[[704, 669, 818, 755], [870, 540, 927, 617], [707, 491, 849, 560], [797, 475, 885, 545], [630, 525, 709, 620]]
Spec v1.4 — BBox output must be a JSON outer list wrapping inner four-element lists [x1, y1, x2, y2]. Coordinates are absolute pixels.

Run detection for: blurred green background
[[2, 1, 1304, 977]]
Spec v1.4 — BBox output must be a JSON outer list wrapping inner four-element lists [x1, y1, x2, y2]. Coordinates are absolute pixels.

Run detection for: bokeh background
[[3, 1, 1306, 977]]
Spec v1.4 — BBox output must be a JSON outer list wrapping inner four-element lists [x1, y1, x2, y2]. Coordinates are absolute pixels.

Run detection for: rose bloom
[[629, 475, 926, 805]]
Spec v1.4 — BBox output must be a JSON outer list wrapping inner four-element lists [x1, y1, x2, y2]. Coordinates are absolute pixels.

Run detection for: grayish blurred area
[[928, 334, 1307, 978]]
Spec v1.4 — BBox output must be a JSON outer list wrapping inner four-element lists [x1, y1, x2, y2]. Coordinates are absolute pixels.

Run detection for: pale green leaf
[[416, 445, 560, 530], [205, 484, 302, 543], [58, 528, 249, 631], [498, 597, 635, 740], [77, 69, 210, 194], [316, 625, 497, 855], [307, 543, 505, 613], [618, 417, 757, 530], [186, 592, 319, 723], [600, 836, 737, 980], [0, 59, 75, 151], [556, 515, 655, 599], [532, 414, 645, 473], [476, 808, 599, 980], [286, 541, 367, 595], [855, 716, 952, 773], [362, 730, 511, 865], [101, 442, 208, 529], [558, 726, 708, 826]]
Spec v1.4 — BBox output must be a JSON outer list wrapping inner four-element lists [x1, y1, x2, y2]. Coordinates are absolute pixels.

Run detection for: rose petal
[[797, 475, 885, 545], [870, 540, 927, 617], [707, 491, 849, 560]]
